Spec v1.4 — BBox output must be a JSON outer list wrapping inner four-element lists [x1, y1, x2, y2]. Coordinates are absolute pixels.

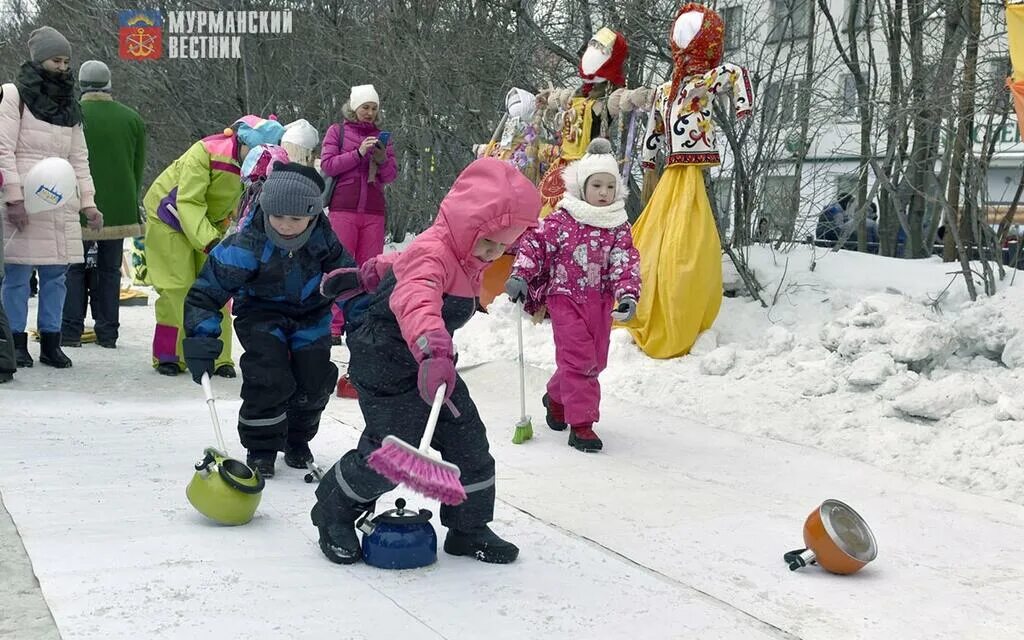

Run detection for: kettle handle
[[784, 548, 817, 571], [356, 504, 376, 535]]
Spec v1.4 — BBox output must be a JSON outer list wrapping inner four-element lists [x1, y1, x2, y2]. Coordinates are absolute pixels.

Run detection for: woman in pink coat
[[0, 27, 103, 370], [506, 139, 641, 452], [321, 83, 397, 346]]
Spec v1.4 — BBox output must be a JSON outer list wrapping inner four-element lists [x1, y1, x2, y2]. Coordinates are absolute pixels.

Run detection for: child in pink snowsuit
[[506, 138, 641, 452], [321, 84, 397, 341]]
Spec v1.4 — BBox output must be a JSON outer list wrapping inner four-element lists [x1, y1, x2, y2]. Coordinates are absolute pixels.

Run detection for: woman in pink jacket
[[321, 83, 397, 346], [506, 139, 641, 452], [0, 27, 103, 370], [312, 157, 540, 566]]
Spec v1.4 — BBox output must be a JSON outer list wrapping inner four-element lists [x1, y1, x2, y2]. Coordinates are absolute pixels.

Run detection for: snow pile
[[457, 246, 1024, 505]]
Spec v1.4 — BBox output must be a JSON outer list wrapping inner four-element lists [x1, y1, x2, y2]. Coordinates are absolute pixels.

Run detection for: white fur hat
[[350, 84, 380, 108], [563, 138, 623, 200], [282, 118, 320, 150]]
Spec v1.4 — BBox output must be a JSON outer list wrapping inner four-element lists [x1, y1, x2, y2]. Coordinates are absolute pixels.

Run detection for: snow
[[3, 244, 1024, 638], [457, 246, 1024, 505]]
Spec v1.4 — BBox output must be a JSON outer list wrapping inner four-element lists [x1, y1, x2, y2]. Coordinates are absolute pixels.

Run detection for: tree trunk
[[943, 0, 980, 262]]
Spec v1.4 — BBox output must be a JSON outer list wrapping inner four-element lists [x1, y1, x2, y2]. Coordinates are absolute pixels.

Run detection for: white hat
[[563, 138, 622, 200], [350, 84, 380, 108], [282, 118, 320, 150]]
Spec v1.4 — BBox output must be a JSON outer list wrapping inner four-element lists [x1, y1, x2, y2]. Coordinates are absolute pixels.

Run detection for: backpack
[[319, 121, 344, 208]]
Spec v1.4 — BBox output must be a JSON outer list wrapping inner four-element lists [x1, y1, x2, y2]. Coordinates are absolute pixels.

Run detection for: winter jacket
[[0, 83, 96, 265], [184, 207, 354, 342], [512, 204, 640, 308], [321, 103, 397, 216], [640, 65, 753, 169], [80, 93, 146, 240], [143, 133, 244, 253], [360, 157, 540, 356], [816, 202, 847, 243]]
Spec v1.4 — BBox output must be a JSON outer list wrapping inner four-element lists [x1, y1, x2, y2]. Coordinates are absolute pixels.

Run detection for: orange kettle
[[785, 499, 878, 575]]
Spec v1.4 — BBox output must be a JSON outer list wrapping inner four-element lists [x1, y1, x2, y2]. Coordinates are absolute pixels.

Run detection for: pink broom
[[367, 384, 467, 505]]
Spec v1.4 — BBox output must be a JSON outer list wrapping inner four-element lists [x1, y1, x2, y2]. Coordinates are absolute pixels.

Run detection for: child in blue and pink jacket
[[506, 138, 641, 452]]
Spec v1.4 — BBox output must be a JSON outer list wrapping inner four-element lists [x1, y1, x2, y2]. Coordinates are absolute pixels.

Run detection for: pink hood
[[387, 157, 541, 353]]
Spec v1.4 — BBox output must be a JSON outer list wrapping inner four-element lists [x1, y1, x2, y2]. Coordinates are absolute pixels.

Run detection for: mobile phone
[[377, 131, 391, 146]]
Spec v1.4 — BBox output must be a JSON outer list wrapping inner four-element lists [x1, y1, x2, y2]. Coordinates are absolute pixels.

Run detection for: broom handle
[[516, 302, 527, 419], [201, 372, 229, 453], [419, 384, 447, 454]]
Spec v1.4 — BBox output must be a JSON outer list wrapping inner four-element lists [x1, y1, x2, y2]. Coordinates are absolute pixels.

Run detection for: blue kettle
[[358, 498, 437, 570]]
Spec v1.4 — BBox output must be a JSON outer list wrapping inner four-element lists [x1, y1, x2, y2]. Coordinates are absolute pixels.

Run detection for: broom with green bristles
[[512, 301, 533, 444]]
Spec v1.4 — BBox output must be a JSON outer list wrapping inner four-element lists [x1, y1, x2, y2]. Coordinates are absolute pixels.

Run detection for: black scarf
[[14, 61, 81, 127]]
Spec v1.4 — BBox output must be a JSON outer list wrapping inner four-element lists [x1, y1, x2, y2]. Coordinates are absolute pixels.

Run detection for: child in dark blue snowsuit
[[183, 162, 355, 478]]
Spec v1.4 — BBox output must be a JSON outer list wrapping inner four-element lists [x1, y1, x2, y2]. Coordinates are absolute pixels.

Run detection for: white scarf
[[557, 194, 627, 229]]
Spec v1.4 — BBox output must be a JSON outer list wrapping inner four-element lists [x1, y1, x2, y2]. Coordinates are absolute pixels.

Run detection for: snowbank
[[456, 246, 1024, 505]]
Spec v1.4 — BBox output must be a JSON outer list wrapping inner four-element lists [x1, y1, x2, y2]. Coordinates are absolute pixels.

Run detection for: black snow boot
[[542, 393, 567, 431], [246, 449, 276, 479], [311, 472, 371, 565], [443, 526, 520, 564], [38, 332, 72, 368], [156, 362, 180, 376], [215, 364, 236, 378], [13, 332, 33, 368], [0, 371, 12, 384], [283, 442, 313, 469]]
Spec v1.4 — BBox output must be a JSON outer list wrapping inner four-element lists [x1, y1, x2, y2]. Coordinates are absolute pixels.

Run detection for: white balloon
[[23, 157, 79, 215]]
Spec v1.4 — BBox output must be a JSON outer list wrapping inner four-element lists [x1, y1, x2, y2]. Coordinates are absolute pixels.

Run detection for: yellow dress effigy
[[1007, 2, 1024, 138], [621, 4, 753, 359]]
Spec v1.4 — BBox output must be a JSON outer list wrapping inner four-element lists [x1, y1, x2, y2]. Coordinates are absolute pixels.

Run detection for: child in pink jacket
[[506, 138, 641, 452], [312, 157, 540, 565]]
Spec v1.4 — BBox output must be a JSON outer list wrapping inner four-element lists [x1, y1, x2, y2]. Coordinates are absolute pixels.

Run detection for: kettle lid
[[374, 498, 433, 525]]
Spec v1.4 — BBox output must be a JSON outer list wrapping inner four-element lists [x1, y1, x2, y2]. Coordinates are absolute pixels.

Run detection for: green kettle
[[186, 447, 264, 525], [185, 373, 265, 525]]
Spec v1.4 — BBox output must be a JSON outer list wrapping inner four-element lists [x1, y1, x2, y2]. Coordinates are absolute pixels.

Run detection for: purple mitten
[[417, 357, 456, 406], [414, 329, 458, 414]]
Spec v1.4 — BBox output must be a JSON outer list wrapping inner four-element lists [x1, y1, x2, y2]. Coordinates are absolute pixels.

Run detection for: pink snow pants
[[329, 210, 386, 335], [546, 292, 614, 425]]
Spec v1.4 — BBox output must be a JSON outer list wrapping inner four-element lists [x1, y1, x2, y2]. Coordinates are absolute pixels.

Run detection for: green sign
[[972, 121, 1022, 145]]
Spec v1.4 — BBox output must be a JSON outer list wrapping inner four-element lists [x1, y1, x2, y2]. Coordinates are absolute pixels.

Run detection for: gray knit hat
[[28, 26, 71, 64], [259, 162, 326, 250], [79, 60, 111, 92], [259, 162, 324, 217]]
